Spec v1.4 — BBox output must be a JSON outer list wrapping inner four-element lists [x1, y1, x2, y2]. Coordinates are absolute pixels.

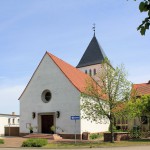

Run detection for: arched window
[[89, 69, 92, 76], [85, 70, 87, 74], [94, 69, 96, 75]]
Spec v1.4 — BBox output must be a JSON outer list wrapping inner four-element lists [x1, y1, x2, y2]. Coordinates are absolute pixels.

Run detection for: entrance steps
[[23, 133, 62, 140]]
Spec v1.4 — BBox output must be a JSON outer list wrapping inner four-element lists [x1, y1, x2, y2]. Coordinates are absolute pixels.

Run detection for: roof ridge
[[132, 82, 150, 96], [134, 83, 147, 85], [47, 52, 88, 76]]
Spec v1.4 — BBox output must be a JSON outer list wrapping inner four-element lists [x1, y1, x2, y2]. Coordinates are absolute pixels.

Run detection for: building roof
[[132, 81, 150, 96], [76, 35, 106, 68], [19, 52, 105, 100], [0, 113, 19, 117], [47, 52, 91, 93], [48, 52, 106, 99]]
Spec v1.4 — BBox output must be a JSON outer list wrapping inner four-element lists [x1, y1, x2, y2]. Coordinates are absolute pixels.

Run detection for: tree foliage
[[81, 58, 131, 142], [123, 94, 150, 131], [125, 95, 150, 119], [134, 0, 150, 35]]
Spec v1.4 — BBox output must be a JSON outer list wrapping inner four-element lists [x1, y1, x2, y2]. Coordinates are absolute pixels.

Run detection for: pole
[[9, 123, 10, 136], [75, 119, 76, 144]]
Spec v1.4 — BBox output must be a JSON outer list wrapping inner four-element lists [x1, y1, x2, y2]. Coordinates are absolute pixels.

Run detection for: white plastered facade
[[19, 53, 109, 136], [0, 114, 19, 136], [20, 54, 81, 135]]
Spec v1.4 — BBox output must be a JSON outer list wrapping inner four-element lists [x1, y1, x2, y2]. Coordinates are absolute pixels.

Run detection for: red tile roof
[[19, 52, 104, 100], [47, 52, 91, 93], [132, 81, 150, 96]]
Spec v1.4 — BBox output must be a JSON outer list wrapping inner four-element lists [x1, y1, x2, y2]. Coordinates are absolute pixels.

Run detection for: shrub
[[130, 126, 141, 138], [22, 138, 48, 147], [89, 133, 101, 140], [0, 139, 4, 144]]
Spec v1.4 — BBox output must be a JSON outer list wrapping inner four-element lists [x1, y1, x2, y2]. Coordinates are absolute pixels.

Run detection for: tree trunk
[[110, 116, 114, 143], [149, 117, 150, 131]]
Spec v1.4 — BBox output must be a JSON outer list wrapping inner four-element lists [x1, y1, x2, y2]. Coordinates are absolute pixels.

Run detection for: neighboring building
[[115, 81, 150, 132], [130, 81, 150, 131], [19, 34, 110, 139], [0, 112, 19, 136], [132, 80, 150, 97]]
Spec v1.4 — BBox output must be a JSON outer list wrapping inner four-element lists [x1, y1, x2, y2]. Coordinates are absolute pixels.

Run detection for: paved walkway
[[0, 137, 26, 148]]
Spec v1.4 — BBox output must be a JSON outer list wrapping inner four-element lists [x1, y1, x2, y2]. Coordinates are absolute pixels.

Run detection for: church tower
[[76, 34, 107, 77]]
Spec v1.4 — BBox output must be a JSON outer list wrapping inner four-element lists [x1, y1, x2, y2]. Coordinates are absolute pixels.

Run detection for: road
[[0, 145, 150, 150]]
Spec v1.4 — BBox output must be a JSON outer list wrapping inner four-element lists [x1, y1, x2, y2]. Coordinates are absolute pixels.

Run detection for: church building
[[19, 34, 109, 139]]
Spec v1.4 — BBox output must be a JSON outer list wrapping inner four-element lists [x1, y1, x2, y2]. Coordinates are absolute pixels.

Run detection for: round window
[[41, 90, 52, 103]]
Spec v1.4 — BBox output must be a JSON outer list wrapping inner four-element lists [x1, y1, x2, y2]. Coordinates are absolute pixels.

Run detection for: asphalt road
[[0, 145, 150, 150]]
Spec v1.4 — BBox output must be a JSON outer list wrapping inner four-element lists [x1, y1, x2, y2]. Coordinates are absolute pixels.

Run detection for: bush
[[130, 126, 141, 138], [0, 139, 4, 144], [22, 138, 48, 147], [89, 133, 101, 140], [108, 125, 128, 133]]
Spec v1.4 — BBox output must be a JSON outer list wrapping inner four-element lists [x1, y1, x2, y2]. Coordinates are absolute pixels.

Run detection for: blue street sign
[[71, 116, 80, 120]]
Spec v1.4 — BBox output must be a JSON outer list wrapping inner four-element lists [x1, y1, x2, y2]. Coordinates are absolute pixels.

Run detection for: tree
[[125, 94, 150, 130], [134, 0, 150, 35], [81, 58, 131, 143]]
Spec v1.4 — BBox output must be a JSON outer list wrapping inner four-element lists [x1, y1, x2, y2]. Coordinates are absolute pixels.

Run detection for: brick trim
[[59, 134, 82, 139]]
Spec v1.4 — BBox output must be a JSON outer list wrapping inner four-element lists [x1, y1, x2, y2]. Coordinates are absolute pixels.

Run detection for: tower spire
[[92, 23, 96, 37], [76, 30, 107, 68]]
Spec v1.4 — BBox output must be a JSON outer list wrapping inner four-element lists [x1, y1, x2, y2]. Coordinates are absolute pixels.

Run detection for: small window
[[18, 119, 20, 123], [141, 116, 148, 124], [13, 118, 15, 124], [89, 69, 92, 76], [45, 92, 51, 101], [8, 118, 10, 124], [94, 69, 96, 75], [42, 90, 52, 103], [85, 70, 87, 74]]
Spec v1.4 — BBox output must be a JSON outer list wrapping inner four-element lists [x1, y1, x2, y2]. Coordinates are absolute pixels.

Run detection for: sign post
[[71, 116, 80, 144]]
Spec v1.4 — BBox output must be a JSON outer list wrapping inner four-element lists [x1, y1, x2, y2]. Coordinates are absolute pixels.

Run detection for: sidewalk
[[0, 137, 26, 148]]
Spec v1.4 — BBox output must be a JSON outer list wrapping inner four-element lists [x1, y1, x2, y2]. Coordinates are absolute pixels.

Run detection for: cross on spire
[[92, 23, 96, 37]]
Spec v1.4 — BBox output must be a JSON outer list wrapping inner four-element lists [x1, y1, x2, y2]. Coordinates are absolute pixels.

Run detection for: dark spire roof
[[76, 35, 106, 68]]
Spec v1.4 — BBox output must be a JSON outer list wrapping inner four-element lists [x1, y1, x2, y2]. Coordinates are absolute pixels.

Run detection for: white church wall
[[81, 118, 109, 133], [80, 97, 109, 133], [20, 54, 81, 135]]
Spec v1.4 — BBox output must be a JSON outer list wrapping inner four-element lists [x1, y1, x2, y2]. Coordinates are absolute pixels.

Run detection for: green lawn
[[0, 139, 4, 144], [44, 139, 150, 149]]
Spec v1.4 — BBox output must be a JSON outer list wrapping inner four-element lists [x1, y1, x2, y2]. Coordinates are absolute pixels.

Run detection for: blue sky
[[0, 0, 150, 114]]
